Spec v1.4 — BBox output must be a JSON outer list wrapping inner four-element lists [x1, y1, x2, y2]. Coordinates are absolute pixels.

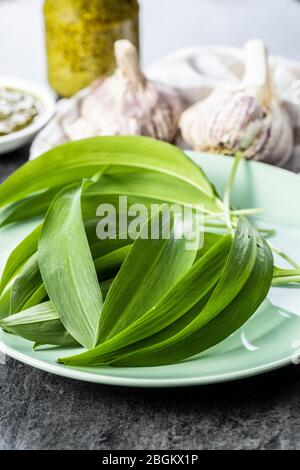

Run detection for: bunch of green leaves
[[0, 136, 296, 368]]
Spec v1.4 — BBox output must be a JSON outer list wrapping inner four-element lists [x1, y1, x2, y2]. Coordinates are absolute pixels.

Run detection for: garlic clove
[[64, 40, 185, 143], [62, 117, 99, 141], [114, 39, 146, 88], [255, 102, 293, 166], [180, 89, 265, 154], [241, 39, 272, 107]]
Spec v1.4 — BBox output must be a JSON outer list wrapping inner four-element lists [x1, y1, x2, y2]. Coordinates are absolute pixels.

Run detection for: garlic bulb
[[179, 40, 294, 166], [62, 40, 185, 143]]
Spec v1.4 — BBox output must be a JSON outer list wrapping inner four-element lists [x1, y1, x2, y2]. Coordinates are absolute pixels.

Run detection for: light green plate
[[0, 152, 300, 388]]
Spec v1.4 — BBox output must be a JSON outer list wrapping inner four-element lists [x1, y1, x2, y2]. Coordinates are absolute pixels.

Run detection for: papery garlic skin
[[62, 40, 185, 144], [180, 40, 294, 167], [256, 101, 293, 166]]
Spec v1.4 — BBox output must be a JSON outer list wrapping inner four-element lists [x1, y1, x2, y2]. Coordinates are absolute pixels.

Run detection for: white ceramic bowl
[[0, 77, 55, 155]]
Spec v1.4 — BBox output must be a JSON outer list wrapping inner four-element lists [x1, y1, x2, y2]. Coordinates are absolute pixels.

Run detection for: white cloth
[[31, 46, 300, 172]]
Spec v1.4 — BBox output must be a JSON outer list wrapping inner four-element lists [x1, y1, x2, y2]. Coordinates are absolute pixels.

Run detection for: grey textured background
[[1, 0, 300, 450]]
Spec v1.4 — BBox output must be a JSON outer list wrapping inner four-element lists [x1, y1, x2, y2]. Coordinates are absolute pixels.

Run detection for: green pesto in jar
[[44, 0, 140, 97], [0, 87, 40, 137]]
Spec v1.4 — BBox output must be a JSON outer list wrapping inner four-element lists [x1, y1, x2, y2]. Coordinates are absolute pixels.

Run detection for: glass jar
[[44, 0, 139, 97]]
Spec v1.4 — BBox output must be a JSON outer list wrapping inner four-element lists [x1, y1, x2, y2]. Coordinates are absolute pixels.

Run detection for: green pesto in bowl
[[0, 87, 41, 137]]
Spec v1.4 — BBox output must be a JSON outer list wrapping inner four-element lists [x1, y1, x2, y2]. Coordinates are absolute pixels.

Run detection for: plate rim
[[0, 331, 294, 388]]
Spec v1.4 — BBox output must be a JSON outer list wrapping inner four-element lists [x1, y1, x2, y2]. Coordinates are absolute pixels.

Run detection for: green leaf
[[0, 137, 221, 211], [59, 234, 232, 365], [0, 278, 115, 348], [0, 302, 77, 347], [110, 223, 273, 367], [99, 279, 114, 300], [0, 224, 42, 296], [84, 167, 220, 215], [0, 187, 61, 228], [7, 229, 221, 321], [195, 232, 223, 260], [7, 234, 132, 318], [6, 230, 222, 321], [23, 284, 48, 311], [10, 253, 46, 314], [0, 287, 12, 320], [94, 245, 131, 281], [192, 218, 258, 318], [60, 219, 273, 367], [0, 166, 221, 231], [272, 267, 300, 286], [90, 238, 132, 259], [0, 172, 214, 231], [38, 183, 103, 350], [96, 205, 199, 344]]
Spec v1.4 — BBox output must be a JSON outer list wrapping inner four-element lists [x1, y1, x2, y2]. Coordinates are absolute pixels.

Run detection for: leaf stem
[[205, 222, 275, 237], [205, 207, 264, 221], [231, 208, 264, 217], [223, 152, 244, 232], [272, 275, 300, 286], [269, 243, 300, 269]]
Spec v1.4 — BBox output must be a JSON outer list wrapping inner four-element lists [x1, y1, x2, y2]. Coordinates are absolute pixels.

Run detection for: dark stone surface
[[1, 357, 300, 450], [0, 146, 29, 183], [1, 150, 300, 450]]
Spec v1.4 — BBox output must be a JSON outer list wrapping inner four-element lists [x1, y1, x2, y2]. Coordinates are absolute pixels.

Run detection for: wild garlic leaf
[[195, 232, 223, 260], [59, 234, 232, 366], [0, 224, 42, 296], [7, 237, 132, 320], [84, 168, 221, 215], [7, 229, 220, 324], [109, 223, 274, 367], [0, 302, 77, 347], [0, 167, 221, 231], [96, 205, 199, 344], [0, 279, 115, 348], [0, 137, 220, 211], [60, 219, 273, 367], [0, 287, 11, 320], [22, 284, 48, 311], [191, 217, 259, 319], [6, 230, 222, 326], [272, 266, 300, 285], [10, 253, 46, 314], [0, 187, 62, 228], [94, 246, 131, 281], [38, 183, 103, 350]]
